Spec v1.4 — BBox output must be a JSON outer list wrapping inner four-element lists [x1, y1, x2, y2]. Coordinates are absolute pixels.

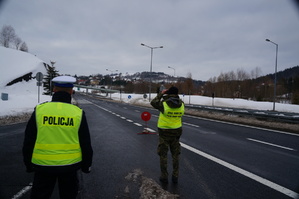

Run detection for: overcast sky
[[1, 0, 299, 81]]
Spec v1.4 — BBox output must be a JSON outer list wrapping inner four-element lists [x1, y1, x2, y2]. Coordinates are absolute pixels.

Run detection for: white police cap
[[52, 76, 76, 87]]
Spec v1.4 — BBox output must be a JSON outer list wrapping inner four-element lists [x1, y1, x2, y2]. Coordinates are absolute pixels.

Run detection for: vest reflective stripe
[[158, 101, 184, 129], [33, 102, 83, 166], [34, 143, 80, 150], [32, 153, 81, 161]]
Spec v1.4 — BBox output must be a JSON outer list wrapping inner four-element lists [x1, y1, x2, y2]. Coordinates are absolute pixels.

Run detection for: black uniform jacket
[[22, 91, 93, 173]]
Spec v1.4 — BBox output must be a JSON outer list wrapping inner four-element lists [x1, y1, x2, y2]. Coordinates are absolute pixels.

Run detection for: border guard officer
[[151, 86, 185, 184]]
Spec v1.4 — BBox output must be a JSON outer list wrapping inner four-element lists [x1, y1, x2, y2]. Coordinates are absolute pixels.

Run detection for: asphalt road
[[1, 93, 299, 199]]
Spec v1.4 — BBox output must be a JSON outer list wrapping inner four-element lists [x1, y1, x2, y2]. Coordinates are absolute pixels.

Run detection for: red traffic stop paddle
[[141, 111, 151, 121], [139, 111, 156, 134]]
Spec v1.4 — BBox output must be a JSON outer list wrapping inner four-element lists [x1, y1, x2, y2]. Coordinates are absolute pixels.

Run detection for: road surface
[[1, 93, 299, 198]]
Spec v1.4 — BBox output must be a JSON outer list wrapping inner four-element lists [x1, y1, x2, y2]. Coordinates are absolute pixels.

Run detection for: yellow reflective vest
[[32, 102, 83, 166], [158, 101, 184, 129]]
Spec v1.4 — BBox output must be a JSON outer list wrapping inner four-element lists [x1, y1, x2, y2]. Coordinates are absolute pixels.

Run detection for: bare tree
[[185, 72, 193, 94], [236, 68, 250, 80], [14, 36, 23, 50], [0, 25, 16, 48], [228, 71, 237, 81], [250, 67, 262, 79], [20, 42, 28, 52]]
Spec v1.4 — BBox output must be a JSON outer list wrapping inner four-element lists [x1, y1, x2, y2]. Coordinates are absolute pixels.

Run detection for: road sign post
[[36, 72, 43, 103]]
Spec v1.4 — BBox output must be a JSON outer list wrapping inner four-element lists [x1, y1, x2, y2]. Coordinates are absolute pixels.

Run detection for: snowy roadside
[[1, 92, 299, 134], [81, 93, 299, 134]]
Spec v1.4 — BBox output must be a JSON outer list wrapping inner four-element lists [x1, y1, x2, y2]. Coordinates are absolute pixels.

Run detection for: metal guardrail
[[185, 104, 299, 124], [74, 84, 119, 93]]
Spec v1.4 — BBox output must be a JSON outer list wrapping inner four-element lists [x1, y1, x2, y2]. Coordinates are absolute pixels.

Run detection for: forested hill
[[263, 65, 299, 80]]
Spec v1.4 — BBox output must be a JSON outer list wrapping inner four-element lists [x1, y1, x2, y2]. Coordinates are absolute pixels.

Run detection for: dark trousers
[[31, 171, 79, 199], [157, 133, 181, 178]]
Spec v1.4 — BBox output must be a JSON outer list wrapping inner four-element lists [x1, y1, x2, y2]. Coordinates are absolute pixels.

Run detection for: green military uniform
[[151, 87, 184, 183]]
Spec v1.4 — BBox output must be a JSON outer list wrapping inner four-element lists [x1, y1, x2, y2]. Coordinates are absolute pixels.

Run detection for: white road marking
[[183, 122, 199, 128], [78, 99, 299, 197], [144, 128, 156, 133], [180, 142, 299, 199], [247, 138, 296, 151], [12, 183, 32, 199]]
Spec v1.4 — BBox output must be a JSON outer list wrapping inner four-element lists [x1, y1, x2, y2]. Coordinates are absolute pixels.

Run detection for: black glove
[[81, 167, 91, 173]]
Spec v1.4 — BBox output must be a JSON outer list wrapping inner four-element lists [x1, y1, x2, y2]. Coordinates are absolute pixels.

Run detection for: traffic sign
[[36, 72, 43, 82]]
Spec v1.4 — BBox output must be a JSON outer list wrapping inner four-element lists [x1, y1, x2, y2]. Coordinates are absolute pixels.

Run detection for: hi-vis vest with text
[[33, 102, 83, 166], [158, 101, 184, 129]]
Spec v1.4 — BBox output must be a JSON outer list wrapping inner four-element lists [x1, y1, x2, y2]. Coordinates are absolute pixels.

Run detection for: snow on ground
[[77, 88, 299, 113], [0, 80, 51, 117], [1, 46, 299, 118], [2, 84, 299, 118], [0, 47, 45, 86], [0, 47, 50, 117]]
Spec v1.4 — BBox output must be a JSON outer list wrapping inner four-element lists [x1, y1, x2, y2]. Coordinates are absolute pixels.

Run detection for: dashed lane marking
[[86, 100, 209, 134], [144, 128, 156, 133], [88, 101, 155, 130], [183, 122, 199, 128]]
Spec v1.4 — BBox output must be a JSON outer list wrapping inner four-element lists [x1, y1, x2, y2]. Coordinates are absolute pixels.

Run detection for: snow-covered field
[[1, 46, 299, 118], [2, 83, 299, 118]]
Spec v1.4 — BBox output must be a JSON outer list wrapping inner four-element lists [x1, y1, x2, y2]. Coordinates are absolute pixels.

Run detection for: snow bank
[[0, 47, 45, 87], [0, 46, 298, 118], [0, 47, 50, 117]]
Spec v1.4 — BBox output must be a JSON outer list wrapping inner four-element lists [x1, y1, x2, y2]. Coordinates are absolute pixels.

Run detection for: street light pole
[[168, 66, 175, 77], [265, 39, 278, 111], [141, 43, 163, 101]]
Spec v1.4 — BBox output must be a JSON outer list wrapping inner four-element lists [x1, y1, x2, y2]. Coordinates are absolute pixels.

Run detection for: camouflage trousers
[[157, 130, 181, 178]]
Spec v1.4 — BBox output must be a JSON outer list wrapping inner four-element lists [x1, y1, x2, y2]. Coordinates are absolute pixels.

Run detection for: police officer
[[23, 76, 93, 199], [150, 86, 184, 183]]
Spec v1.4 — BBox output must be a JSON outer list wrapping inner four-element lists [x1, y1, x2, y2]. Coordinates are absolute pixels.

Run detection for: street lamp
[[141, 43, 163, 101], [266, 39, 278, 111], [168, 66, 175, 77], [265, 39, 278, 111], [106, 69, 118, 73]]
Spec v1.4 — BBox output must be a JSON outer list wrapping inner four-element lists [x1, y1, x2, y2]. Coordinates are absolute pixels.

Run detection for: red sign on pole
[[141, 111, 151, 121]]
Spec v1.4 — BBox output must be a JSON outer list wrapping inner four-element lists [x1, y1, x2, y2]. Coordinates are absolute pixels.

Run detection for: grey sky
[[1, 0, 299, 81]]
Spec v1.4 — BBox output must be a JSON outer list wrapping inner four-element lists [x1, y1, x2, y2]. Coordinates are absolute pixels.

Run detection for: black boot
[[172, 175, 178, 184]]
